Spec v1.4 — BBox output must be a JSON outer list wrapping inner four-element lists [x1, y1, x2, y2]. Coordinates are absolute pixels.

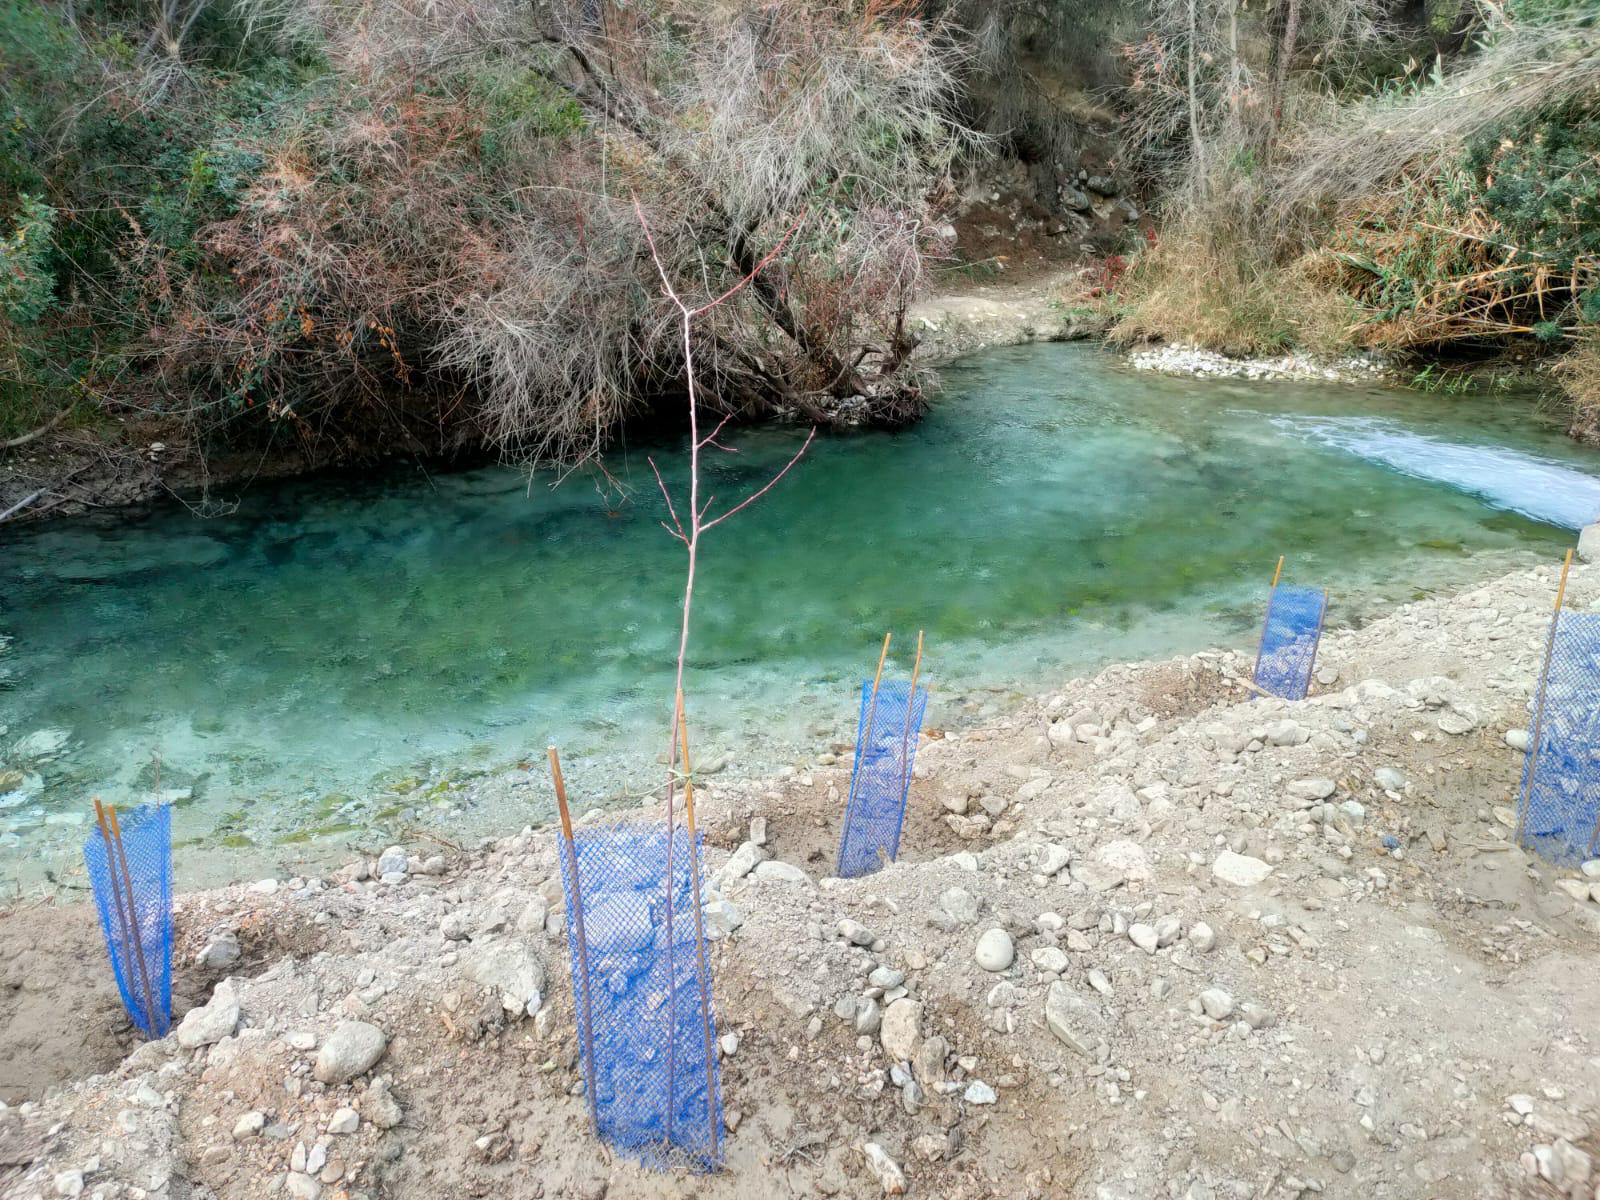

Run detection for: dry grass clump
[[1109, 219, 1358, 357], [1112, 10, 1600, 383], [1560, 330, 1600, 441]]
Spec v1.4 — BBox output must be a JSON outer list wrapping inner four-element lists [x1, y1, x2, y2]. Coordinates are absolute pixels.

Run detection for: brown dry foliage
[[1109, 218, 1358, 356], [145, 0, 975, 465], [1560, 330, 1600, 439], [1320, 180, 1600, 351]]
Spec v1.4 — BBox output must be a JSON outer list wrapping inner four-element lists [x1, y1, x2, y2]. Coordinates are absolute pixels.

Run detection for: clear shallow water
[[0, 343, 1588, 884]]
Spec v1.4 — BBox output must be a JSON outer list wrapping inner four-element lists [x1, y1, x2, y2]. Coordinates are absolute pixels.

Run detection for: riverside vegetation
[[4, 0, 1600, 507]]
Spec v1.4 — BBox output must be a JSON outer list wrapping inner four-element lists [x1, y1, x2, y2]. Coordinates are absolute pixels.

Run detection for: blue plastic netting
[[83, 803, 172, 1038], [1517, 611, 1600, 866], [556, 820, 722, 1172], [1253, 585, 1328, 701], [837, 679, 929, 879]]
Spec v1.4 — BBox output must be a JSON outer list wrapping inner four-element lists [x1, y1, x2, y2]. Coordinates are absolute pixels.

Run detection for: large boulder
[[1579, 523, 1600, 563]]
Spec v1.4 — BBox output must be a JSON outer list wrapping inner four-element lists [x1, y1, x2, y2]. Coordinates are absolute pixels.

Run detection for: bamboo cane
[[92, 799, 154, 1036], [1251, 556, 1287, 690], [1517, 550, 1573, 848], [1303, 588, 1331, 697], [888, 630, 926, 866], [675, 692, 721, 1165], [840, 633, 893, 872], [105, 805, 164, 1037], [548, 747, 601, 1135]]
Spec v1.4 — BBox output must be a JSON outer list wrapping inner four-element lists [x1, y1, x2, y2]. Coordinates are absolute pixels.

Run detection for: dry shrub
[[150, 0, 976, 465], [1317, 174, 1599, 351], [1273, 16, 1600, 223], [1560, 330, 1600, 442], [1119, 9, 1600, 367], [1110, 219, 1358, 356]]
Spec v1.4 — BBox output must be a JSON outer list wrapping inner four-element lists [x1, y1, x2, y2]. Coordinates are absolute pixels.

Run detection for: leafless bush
[[1120, 0, 1394, 202], [168, 0, 976, 464]]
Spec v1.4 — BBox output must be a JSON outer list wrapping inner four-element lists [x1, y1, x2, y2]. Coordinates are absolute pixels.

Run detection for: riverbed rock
[[1288, 778, 1337, 801], [376, 846, 409, 877], [975, 928, 1015, 971], [838, 918, 876, 946], [1032, 946, 1070, 973], [703, 899, 745, 939], [1374, 767, 1407, 791], [195, 933, 241, 970], [880, 998, 922, 1062], [176, 980, 240, 1049], [366, 1078, 404, 1130], [939, 887, 981, 925], [752, 860, 812, 886], [1044, 982, 1105, 1059], [1213, 850, 1273, 888], [10, 729, 71, 760], [862, 1142, 907, 1194], [1264, 720, 1309, 747], [314, 1022, 387, 1084], [1579, 523, 1600, 563], [720, 841, 767, 883], [465, 941, 545, 1016], [327, 1108, 359, 1135]]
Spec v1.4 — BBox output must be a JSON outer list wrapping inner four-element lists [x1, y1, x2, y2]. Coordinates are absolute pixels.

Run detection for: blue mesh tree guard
[[83, 804, 172, 1038], [1516, 611, 1600, 866], [556, 820, 723, 1171], [837, 678, 930, 879], [1253, 585, 1329, 701]]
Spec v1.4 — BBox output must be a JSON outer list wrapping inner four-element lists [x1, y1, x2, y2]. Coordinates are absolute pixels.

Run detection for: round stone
[[974, 928, 1015, 972]]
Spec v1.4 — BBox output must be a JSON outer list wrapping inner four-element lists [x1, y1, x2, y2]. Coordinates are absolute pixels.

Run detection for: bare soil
[[5, 561, 1600, 1200]]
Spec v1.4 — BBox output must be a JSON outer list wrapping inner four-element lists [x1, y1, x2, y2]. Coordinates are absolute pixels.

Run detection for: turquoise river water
[[2, 343, 1596, 885]]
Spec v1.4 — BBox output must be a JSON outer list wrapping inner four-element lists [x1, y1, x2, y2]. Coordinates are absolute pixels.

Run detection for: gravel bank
[[3, 559, 1599, 1200]]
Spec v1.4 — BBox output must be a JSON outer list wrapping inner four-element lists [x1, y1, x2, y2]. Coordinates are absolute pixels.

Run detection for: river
[[1, 343, 1591, 885]]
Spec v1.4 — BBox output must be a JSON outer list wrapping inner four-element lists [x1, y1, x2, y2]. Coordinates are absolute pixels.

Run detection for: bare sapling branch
[[630, 196, 816, 822]]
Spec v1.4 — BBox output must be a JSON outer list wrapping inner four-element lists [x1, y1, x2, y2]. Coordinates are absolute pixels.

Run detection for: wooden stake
[[891, 631, 926, 863], [853, 633, 893, 789], [105, 805, 164, 1037], [92, 799, 151, 1036], [1517, 550, 1573, 848], [1305, 589, 1331, 697], [1251, 556, 1288, 689], [548, 747, 601, 1134], [840, 633, 893, 871], [675, 692, 721, 1165]]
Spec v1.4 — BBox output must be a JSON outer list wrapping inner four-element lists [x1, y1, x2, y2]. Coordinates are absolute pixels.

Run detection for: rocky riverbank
[[1125, 342, 1392, 385], [4, 558, 1600, 1200]]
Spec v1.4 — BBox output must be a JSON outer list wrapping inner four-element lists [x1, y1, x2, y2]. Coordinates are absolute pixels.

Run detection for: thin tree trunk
[[1271, 0, 1302, 137], [1187, 0, 1207, 196]]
